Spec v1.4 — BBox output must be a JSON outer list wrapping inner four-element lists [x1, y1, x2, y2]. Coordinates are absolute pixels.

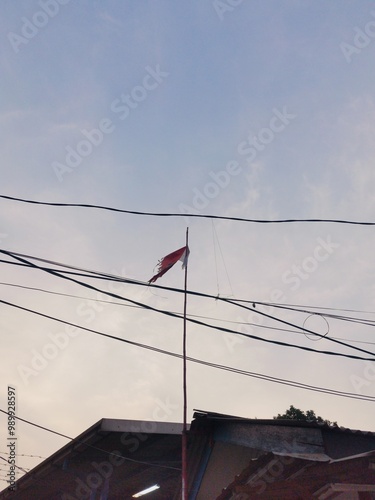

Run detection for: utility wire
[[257, 301, 375, 328], [1, 248, 375, 360], [0, 281, 140, 310], [263, 301, 375, 316], [0, 452, 44, 459], [1, 194, 375, 226], [1, 257, 375, 366], [2, 259, 375, 337], [0, 465, 29, 472], [2, 250, 375, 330], [3, 250, 375, 330], [0, 298, 374, 401], [1, 251, 140, 284], [0, 454, 78, 496], [223, 297, 375, 358], [1, 281, 374, 347], [1, 249, 375, 361], [0, 455, 29, 476]]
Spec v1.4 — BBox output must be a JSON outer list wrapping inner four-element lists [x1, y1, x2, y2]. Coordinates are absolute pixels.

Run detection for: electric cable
[[1, 297, 375, 400], [1, 194, 375, 226], [1, 280, 374, 346], [0, 249, 375, 361], [0, 452, 44, 459], [2, 251, 375, 332], [1, 248, 375, 360], [2, 251, 375, 361], [3, 250, 375, 333]]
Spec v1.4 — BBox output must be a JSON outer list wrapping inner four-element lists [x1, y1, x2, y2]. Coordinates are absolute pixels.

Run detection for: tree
[[274, 405, 337, 427]]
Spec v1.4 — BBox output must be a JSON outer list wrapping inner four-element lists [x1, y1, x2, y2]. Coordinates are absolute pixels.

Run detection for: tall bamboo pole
[[181, 227, 189, 500]]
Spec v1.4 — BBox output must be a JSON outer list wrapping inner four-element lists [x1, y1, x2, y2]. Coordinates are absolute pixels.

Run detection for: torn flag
[[149, 246, 189, 283]]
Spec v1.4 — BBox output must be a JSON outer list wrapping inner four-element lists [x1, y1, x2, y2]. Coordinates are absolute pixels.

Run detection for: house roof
[[1, 410, 375, 499], [215, 451, 375, 499], [191, 410, 375, 461], [189, 410, 375, 499], [0, 418, 184, 500]]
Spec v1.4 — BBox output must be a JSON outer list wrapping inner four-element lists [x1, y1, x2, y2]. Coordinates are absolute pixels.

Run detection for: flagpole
[[182, 227, 189, 500]]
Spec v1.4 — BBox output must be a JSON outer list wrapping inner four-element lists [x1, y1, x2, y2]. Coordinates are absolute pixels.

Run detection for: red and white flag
[[149, 246, 189, 283]]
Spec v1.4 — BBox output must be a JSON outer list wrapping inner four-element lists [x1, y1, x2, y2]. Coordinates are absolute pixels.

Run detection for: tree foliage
[[274, 405, 337, 427]]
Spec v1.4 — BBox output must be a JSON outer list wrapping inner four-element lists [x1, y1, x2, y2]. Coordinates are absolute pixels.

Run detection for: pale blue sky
[[1, 0, 375, 486]]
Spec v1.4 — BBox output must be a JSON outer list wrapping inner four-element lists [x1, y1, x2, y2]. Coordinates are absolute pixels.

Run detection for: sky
[[1, 0, 375, 489]]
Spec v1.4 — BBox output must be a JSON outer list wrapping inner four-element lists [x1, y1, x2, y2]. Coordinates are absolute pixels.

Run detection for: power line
[[0, 465, 29, 473], [0, 454, 72, 496], [263, 301, 375, 316], [223, 298, 375, 357], [3, 250, 375, 331], [1, 248, 375, 360], [1, 280, 374, 347], [0, 455, 29, 476], [0, 452, 45, 459], [0, 281, 140, 310], [1, 194, 375, 226], [1, 297, 375, 401], [258, 301, 375, 328]]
